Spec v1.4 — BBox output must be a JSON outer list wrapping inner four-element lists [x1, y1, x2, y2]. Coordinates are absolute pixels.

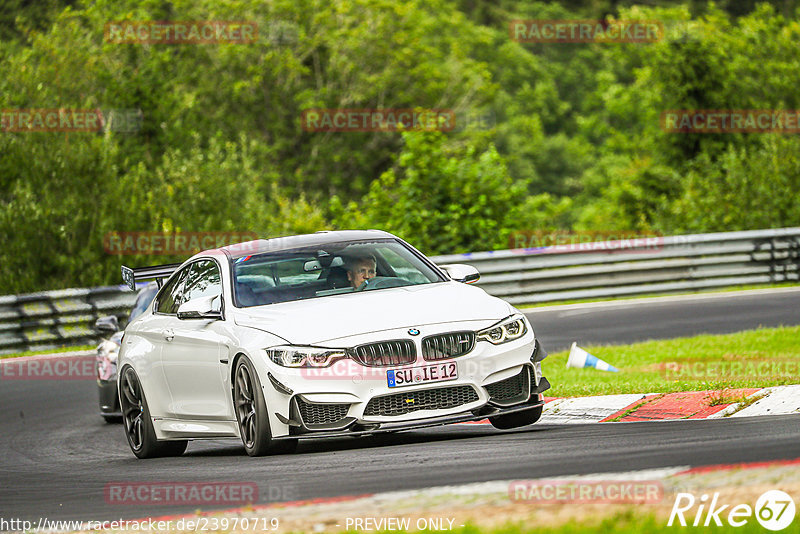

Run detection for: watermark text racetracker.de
[[0, 517, 280, 532], [509, 19, 663, 43], [298, 358, 516, 383], [1, 354, 95, 380], [509, 479, 663, 504], [663, 359, 800, 381], [301, 108, 456, 132], [104, 21, 257, 44], [1, 108, 142, 133], [103, 231, 258, 255], [509, 230, 664, 254], [105, 481, 264, 506], [300, 108, 495, 133], [661, 109, 800, 134]]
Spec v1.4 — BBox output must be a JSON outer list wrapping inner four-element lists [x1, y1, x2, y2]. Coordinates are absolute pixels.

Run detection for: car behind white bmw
[[117, 230, 550, 458]]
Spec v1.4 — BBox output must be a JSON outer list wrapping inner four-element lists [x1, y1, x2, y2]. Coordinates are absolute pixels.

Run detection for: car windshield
[[232, 239, 443, 307]]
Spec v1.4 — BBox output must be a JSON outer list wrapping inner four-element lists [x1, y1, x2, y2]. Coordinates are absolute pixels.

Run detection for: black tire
[[489, 404, 543, 430], [119, 366, 188, 459], [233, 357, 297, 456]]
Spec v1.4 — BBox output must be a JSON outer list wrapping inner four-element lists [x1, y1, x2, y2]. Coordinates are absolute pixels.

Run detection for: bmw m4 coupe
[[116, 230, 550, 458]]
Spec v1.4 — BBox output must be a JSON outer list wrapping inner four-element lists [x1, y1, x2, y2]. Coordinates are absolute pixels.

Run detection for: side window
[[155, 267, 190, 315], [181, 260, 222, 304]]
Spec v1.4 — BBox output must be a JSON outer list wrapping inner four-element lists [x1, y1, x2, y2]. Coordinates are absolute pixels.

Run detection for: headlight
[[265, 346, 348, 368], [477, 314, 528, 345]]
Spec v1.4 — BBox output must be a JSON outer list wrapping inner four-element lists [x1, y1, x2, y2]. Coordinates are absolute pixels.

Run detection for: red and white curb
[[465, 385, 799, 425], [543, 394, 652, 424], [709, 384, 800, 418], [541, 386, 800, 423]]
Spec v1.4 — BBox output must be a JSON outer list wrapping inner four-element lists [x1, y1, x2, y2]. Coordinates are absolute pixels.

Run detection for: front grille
[[296, 397, 350, 425], [363, 385, 479, 417], [485, 368, 529, 404], [422, 331, 475, 361], [350, 340, 416, 367]]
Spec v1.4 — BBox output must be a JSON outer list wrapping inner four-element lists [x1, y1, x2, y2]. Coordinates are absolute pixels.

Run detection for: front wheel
[[233, 357, 297, 456], [119, 366, 187, 458], [489, 404, 543, 430]]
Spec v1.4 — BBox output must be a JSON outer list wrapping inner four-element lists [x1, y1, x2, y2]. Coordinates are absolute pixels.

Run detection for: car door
[[158, 258, 233, 420], [131, 265, 192, 417]]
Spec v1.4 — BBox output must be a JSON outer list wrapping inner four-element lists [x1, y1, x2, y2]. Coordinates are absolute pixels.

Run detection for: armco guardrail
[[0, 287, 136, 356], [1, 228, 798, 355], [435, 227, 800, 305]]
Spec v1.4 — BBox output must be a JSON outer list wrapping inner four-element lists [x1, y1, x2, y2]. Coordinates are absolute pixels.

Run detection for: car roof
[[217, 230, 398, 259]]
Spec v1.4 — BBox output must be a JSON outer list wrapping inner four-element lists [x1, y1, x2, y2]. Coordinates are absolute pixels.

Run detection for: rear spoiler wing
[[121, 263, 182, 291]]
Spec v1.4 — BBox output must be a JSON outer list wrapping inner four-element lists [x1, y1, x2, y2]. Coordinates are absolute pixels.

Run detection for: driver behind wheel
[[344, 254, 377, 289]]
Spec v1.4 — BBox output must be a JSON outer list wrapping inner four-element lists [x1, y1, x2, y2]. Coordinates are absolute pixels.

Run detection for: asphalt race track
[[1, 289, 798, 523]]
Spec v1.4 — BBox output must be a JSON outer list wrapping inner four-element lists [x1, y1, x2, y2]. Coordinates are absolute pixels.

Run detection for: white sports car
[[117, 230, 550, 458]]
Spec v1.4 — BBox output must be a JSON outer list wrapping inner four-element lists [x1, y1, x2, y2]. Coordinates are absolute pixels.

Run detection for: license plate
[[387, 362, 458, 388]]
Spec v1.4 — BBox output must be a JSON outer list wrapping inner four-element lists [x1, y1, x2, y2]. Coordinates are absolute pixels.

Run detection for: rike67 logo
[[668, 490, 795, 531]]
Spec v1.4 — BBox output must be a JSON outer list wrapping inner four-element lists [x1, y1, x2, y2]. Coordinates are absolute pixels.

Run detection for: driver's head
[[344, 254, 377, 288]]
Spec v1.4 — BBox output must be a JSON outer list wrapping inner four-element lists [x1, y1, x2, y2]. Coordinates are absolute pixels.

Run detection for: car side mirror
[[439, 264, 480, 284], [177, 295, 223, 320], [94, 315, 120, 333]]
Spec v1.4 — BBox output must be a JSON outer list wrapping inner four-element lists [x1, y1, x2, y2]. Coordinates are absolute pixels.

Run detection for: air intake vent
[[485, 370, 526, 401], [485, 367, 530, 406], [295, 398, 350, 425], [364, 385, 479, 416]]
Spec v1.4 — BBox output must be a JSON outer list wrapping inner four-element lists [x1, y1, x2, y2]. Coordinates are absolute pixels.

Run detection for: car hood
[[231, 282, 513, 345]]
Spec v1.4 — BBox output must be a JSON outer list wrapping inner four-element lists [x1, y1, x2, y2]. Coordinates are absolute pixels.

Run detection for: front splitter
[[274, 399, 545, 440]]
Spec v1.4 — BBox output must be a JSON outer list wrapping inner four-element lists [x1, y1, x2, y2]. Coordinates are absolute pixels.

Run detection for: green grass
[[0, 344, 96, 359], [706, 389, 751, 406], [519, 281, 800, 309], [505, 512, 774, 533], [544, 325, 800, 397]]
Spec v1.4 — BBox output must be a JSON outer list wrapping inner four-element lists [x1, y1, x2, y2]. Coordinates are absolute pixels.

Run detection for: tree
[[331, 129, 562, 255]]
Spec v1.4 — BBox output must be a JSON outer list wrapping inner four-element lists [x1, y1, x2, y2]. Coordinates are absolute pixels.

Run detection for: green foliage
[[672, 137, 800, 232], [1, 0, 800, 293], [332, 130, 528, 255], [567, 2, 800, 233]]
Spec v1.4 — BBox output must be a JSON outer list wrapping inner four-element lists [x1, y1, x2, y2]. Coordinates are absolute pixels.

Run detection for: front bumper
[[273, 394, 547, 440], [264, 330, 550, 437]]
